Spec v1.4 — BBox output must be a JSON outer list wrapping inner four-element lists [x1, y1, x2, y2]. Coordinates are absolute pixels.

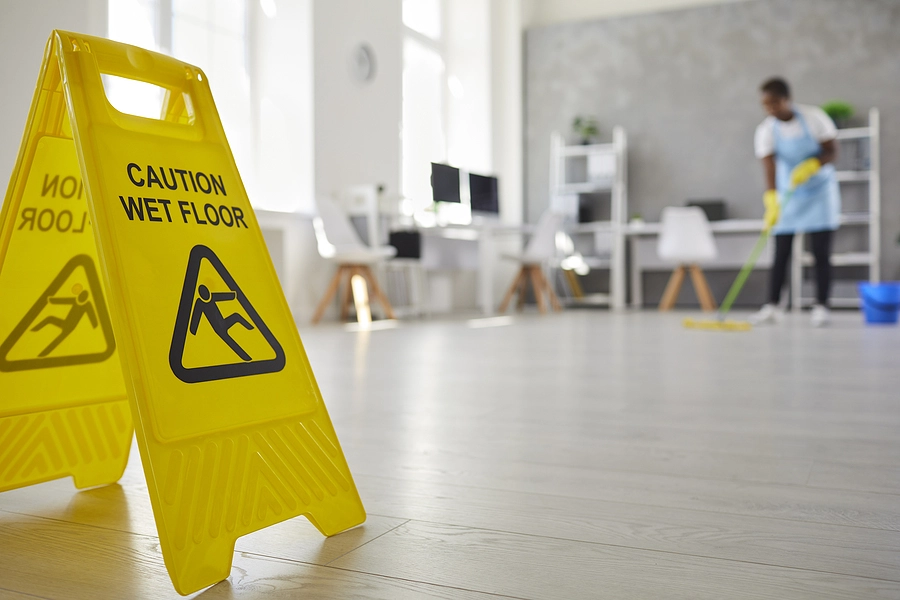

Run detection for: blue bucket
[[857, 282, 900, 324]]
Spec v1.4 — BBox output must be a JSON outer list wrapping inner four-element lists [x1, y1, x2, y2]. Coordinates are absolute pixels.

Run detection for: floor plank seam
[[0, 586, 52, 600], [319, 564, 532, 600], [357, 475, 900, 533], [0, 509, 422, 573], [0, 511, 531, 598], [388, 518, 900, 585], [322, 519, 412, 566], [805, 461, 815, 486], [0, 507, 147, 538], [358, 457, 899, 497], [236, 549, 531, 599], [236, 549, 325, 568], [804, 483, 900, 497]]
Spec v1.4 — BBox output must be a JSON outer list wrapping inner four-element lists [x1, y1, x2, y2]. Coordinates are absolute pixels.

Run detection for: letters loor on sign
[[0, 31, 365, 595]]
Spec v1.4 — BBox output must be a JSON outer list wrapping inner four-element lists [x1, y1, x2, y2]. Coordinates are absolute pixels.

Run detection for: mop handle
[[717, 230, 771, 316], [717, 189, 794, 317]]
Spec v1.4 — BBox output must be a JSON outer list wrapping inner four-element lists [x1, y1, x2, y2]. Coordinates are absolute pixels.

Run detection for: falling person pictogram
[[189, 284, 255, 361], [0, 255, 116, 372], [30, 283, 98, 357], [169, 245, 285, 383]]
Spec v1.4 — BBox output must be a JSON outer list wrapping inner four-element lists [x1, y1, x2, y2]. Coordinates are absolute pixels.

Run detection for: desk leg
[[478, 229, 496, 315], [629, 236, 642, 309], [611, 229, 625, 310]]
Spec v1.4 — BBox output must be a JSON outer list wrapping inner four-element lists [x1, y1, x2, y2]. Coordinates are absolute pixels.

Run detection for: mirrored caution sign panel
[[0, 128, 132, 492], [0, 31, 365, 595]]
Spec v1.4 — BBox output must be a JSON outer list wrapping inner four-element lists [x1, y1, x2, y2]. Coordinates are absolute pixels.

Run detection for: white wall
[[312, 0, 402, 199], [522, 0, 748, 27], [0, 0, 106, 192]]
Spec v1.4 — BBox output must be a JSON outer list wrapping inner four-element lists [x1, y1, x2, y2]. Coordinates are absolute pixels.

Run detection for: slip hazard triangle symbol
[[0, 255, 116, 372], [169, 244, 285, 383]]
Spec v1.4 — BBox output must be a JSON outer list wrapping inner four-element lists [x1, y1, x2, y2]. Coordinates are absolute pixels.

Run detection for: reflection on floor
[[2, 311, 899, 599]]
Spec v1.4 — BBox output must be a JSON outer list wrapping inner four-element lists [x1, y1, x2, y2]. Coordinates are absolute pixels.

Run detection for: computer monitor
[[431, 163, 461, 203], [468, 173, 500, 215]]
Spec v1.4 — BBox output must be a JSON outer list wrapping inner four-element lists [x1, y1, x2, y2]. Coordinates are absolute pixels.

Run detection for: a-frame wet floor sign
[[0, 31, 365, 595]]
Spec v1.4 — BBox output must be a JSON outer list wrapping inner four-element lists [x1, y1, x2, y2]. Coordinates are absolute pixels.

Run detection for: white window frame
[[402, 21, 449, 163], [401, 0, 455, 213]]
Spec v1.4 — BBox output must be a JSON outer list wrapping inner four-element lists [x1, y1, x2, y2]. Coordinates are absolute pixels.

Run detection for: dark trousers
[[769, 230, 833, 306]]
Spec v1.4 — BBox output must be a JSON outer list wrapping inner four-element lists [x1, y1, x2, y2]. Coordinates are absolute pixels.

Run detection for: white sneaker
[[749, 303, 782, 325], [811, 304, 830, 327]]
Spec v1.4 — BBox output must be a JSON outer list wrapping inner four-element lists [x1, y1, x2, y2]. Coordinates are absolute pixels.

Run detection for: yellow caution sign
[[0, 31, 365, 595]]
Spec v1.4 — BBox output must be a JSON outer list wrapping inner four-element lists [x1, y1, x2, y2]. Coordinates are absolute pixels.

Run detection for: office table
[[626, 219, 768, 308], [418, 222, 531, 315]]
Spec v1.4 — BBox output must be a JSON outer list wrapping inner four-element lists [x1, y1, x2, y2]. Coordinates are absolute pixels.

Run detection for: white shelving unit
[[549, 127, 628, 309], [791, 108, 880, 310]]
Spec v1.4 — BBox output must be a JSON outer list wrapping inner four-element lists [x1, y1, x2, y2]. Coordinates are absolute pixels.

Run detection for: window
[[403, 0, 442, 41], [402, 35, 446, 213], [171, 0, 254, 194], [106, 0, 164, 119], [401, 0, 492, 218], [402, 0, 446, 214], [107, 0, 259, 205]]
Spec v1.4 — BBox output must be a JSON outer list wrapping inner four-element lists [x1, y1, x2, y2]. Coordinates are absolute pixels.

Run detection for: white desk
[[418, 222, 530, 315], [626, 219, 767, 308], [568, 221, 627, 309]]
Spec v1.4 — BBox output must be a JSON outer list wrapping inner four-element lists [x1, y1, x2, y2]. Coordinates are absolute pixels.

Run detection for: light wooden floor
[[2, 311, 899, 599]]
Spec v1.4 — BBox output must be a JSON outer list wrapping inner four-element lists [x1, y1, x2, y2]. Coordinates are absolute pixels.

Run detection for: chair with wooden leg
[[311, 195, 397, 324], [498, 211, 563, 314], [657, 206, 718, 311]]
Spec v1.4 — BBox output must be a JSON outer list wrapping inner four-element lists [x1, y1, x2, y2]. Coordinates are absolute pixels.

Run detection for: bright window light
[[447, 74, 464, 98], [106, 0, 315, 212], [402, 37, 446, 211], [172, 0, 254, 195], [108, 0, 160, 51], [259, 0, 277, 18], [102, 76, 166, 119], [403, 0, 442, 40], [107, 0, 161, 117], [467, 316, 514, 329]]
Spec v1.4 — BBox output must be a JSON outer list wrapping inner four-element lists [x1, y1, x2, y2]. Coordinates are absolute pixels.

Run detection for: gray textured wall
[[525, 0, 900, 302]]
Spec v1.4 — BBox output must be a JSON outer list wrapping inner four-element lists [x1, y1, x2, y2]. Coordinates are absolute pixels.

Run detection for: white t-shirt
[[754, 104, 837, 159]]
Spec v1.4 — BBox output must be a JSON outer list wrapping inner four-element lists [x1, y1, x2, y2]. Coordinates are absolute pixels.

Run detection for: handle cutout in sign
[[101, 75, 172, 120]]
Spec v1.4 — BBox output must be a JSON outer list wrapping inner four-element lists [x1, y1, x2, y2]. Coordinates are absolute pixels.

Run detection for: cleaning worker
[[751, 77, 840, 327]]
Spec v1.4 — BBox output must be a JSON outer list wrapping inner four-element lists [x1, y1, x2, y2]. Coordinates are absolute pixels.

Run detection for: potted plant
[[821, 100, 855, 128], [572, 116, 600, 145]]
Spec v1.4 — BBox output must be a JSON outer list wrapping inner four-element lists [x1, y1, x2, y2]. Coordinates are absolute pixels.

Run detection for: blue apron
[[772, 111, 841, 234]]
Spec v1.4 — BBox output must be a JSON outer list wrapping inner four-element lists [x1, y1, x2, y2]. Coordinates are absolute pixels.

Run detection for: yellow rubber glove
[[790, 157, 821, 188], [763, 189, 779, 231]]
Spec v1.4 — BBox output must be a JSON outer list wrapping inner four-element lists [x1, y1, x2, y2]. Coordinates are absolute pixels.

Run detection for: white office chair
[[311, 195, 397, 324], [657, 206, 718, 311], [498, 210, 563, 314]]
